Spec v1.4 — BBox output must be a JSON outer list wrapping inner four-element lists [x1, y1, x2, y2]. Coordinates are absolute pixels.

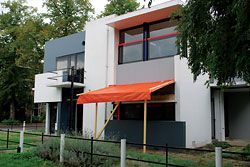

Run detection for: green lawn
[[0, 152, 62, 167], [0, 131, 249, 167], [0, 130, 45, 149]]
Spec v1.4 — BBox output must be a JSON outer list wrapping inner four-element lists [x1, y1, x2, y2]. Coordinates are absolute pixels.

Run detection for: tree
[[176, 0, 250, 85], [99, 0, 140, 17], [43, 0, 94, 37], [0, 0, 48, 120]]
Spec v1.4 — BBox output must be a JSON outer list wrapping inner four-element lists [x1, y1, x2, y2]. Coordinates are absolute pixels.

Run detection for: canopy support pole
[[94, 103, 98, 138], [143, 100, 147, 153], [96, 102, 120, 139]]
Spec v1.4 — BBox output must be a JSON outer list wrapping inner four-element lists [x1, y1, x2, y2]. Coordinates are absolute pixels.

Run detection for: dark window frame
[[118, 18, 178, 65]]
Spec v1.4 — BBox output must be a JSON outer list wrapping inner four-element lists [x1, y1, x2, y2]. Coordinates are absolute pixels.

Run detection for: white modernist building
[[34, 0, 250, 148]]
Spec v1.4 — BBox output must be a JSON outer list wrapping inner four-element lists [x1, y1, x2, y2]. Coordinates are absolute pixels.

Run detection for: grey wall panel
[[225, 91, 250, 139], [116, 57, 174, 84], [44, 32, 85, 72], [105, 120, 186, 148]]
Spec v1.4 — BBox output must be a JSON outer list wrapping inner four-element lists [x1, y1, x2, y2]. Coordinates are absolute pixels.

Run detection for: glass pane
[[149, 21, 177, 37], [149, 36, 178, 59], [76, 52, 84, 69], [56, 56, 68, 70], [120, 27, 143, 43], [70, 55, 76, 68], [120, 43, 143, 63]]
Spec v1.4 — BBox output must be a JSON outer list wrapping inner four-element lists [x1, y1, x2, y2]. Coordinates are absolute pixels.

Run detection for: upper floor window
[[56, 52, 84, 70], [118, 20, 178, 64]]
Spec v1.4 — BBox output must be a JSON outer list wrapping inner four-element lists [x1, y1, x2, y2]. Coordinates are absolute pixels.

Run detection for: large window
[[119, 27, 143, 64], [56, 52, 84, 70], [114, 103, 175, 121], [118, 20, 178, 64], [56, 52, 85, 83]]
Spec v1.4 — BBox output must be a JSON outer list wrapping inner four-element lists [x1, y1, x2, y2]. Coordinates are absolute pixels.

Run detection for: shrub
[[34, 138, 60, 162], [242, 144, 250, 161], [206, 140, 232, 149], [34, 137, 120, 167], [243, 144, 250, 154], [32, 115, 45, 123], [1, 119, 21, 125]]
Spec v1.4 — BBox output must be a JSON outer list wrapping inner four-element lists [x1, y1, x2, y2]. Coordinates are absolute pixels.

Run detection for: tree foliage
[[176, 0, 250, 85], [0, 0, 50, 119], [44, 0, 94, 37], [99, 0, 140, 17], [0, 0, 94, 120]]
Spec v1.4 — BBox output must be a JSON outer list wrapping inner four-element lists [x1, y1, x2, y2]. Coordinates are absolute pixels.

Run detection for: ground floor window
[[114, 102, 175, 121]]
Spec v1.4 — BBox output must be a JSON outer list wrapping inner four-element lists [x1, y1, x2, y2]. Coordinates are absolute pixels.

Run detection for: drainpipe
[[104, 27, 110, 120]]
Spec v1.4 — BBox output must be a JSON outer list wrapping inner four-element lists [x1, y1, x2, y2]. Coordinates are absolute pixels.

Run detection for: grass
[[0, 152, 62, 167], [0, 130, 46, 149], [126, 147, 250, 167], [0, 131, 249, 167]]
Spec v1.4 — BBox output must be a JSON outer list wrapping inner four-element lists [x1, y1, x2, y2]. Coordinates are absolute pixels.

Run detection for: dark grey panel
[[225, 91, 250, 139], [116, 57, 174, 84], [105, 120, 186, 148], [44, 32, 85, 72]]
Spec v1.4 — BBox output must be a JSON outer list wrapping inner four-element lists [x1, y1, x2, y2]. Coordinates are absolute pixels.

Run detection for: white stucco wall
[[174, 56, 212, 147], [83, 16, 116, 137], [34, 73, 62, 103]]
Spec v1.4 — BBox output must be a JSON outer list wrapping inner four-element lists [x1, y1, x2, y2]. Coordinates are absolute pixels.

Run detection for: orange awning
[[77, 80, 174, 104]]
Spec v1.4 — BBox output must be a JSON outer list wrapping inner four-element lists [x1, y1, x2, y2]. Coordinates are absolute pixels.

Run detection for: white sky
[[1, 0, 171, 15]]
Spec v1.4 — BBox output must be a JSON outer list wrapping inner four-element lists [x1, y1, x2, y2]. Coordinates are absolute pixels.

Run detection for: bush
[[206, 140, 232, 149], [242, 144, 250, 161], [33, 138, 60, 162], [243, 144, 250, 154], [34, 137, 120, 167], [1, 119, 21, 125], [32, 115, 45, 123]]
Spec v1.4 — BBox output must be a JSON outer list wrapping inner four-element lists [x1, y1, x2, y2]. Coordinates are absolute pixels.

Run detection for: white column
[[45, 103, 50, 135], [215, 147, 222, 167], [214, 90, 225, 141], [19, 130, 24, 153], [22, 121, 26, 132], [60, 134, 65, 163], [120, 139, 126, 167]]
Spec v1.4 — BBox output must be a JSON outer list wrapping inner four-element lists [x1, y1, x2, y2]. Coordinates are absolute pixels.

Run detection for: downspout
[[105, 27, 110, 120]]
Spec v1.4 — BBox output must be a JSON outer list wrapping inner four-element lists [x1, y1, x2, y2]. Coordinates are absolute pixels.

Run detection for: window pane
[[149, 37, 177, 59], [56, 56, 68, 70], [76, 52, 84, 69], [120, 43, 143, 64], [149, 21, 177, 37], [120, 27, 143, 43], [70, 55, 76, 68]]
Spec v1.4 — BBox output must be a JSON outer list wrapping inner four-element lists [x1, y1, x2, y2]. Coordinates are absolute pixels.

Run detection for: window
[[115, 103, 175, 121], [118, 20, 178, 64], [56, 52, 84, 70], [149, 22, 178, 59], [119, 27, 143, 64]]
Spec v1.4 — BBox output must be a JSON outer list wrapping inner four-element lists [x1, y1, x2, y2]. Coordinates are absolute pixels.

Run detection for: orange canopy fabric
[[77, 80, 174, 104]]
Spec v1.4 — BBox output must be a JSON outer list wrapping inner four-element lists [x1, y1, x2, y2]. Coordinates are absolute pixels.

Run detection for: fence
[[0, 122, 44, 131], [0, 129, 249, 167]]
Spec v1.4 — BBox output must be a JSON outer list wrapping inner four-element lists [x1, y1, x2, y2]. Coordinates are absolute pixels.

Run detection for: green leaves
[[43, 0, 94, 37], [99, 0, 140, 18], [176, 0, 250, 85]]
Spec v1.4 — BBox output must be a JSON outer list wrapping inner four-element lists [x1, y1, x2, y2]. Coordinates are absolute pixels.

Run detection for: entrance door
[[49, 103, 57, 133]]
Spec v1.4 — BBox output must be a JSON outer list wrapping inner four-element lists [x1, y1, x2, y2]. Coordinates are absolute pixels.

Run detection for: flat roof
[[106, 0, 183, 30]]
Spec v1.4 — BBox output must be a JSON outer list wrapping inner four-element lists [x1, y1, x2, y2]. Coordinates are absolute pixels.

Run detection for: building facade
[[34, 32, 85, 134], [34, 0, 250, 147]]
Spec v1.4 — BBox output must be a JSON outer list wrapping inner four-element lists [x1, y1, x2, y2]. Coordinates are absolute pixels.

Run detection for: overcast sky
[[0, 0, 171, 15]]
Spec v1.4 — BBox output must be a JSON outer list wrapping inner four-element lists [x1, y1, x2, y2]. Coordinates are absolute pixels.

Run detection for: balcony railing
[[46, 68, 85, 88]]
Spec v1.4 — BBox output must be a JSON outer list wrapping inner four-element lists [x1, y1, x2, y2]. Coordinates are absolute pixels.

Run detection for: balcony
[[47, 68, 85, 88]]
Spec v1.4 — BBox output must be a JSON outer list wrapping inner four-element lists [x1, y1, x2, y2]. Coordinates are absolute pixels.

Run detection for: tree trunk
[[9, 102, 15, 120]]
